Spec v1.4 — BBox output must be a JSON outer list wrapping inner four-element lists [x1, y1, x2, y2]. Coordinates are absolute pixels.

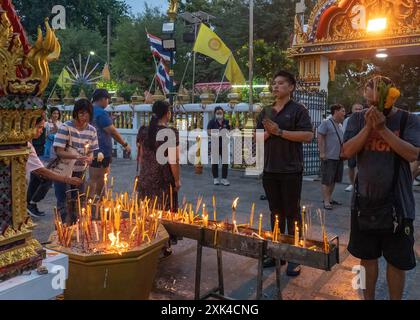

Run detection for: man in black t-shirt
[[256, 70, 314, 276]]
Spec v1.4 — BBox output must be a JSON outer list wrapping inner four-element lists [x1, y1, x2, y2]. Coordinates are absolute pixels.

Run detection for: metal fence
[[294, 89, 328, 176], [54, 93, 327, 176]]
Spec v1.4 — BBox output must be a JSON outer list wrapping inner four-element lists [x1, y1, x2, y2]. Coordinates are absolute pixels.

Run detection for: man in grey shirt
[[317, 104, 346, 210]]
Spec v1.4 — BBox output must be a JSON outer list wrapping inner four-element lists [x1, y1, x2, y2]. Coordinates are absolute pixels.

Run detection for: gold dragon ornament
[[0, 10, 61, 97]]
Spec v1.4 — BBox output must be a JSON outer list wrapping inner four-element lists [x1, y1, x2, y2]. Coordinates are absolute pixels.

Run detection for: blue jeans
[[43, 134, 55, 159], [54, 171, 85, 224]]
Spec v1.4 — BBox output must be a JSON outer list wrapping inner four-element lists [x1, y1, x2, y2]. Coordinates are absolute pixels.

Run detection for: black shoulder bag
[[329, 119, 345, 159], [355, 111, 408, 235]]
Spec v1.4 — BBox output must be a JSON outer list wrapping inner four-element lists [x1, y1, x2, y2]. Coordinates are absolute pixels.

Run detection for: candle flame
[[108, 231, 129, 255], [232, 197, 239, 210]]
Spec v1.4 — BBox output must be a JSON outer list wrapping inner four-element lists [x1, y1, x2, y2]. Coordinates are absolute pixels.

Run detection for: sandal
[[324, 203, 333, 210], [331, 200, 342, 205]]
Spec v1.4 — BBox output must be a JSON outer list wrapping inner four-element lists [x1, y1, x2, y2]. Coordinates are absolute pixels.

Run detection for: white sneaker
[[345, 185, 353, 192], [221, 179, 230, 186], [413, 180, 420, 186], [214, 179, 220, 185]]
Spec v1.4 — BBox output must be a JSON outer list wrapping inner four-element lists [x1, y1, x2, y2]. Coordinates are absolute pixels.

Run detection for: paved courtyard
[[33, 159, 420, 300]]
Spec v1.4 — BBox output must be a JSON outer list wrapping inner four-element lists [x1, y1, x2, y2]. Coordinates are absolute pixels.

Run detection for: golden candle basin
[[47, 225, 169, 300]]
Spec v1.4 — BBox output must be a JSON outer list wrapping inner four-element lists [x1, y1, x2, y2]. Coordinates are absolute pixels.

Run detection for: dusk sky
[[124, 0, 167, 14]]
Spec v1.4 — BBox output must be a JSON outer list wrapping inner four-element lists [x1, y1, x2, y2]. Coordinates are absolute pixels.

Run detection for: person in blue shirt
[[88, 89, 131, 197]]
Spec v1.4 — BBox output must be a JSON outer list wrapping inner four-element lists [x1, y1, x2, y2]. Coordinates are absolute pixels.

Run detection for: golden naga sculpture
[[0, 7, 60, 97], [0, 0, 60, 281]]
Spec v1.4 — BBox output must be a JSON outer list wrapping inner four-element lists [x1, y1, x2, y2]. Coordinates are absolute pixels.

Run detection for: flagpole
[[192, 23, 199, 104], [249, 0, 254, 115], [175, 52, 192, 105], [48, 67, 65, 100], [214, 58, 230, 103], [148, 73, 157, 94]]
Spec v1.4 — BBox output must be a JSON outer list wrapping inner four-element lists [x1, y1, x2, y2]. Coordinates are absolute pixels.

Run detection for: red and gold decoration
[[289, 0, 420, 90], [0, 0, 60, 281]]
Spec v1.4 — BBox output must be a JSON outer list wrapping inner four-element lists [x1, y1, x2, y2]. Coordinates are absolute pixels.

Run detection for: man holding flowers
[[343, 76, 420, 300]]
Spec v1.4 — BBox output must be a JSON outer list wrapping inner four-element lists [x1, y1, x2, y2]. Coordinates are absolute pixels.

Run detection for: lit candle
[[111, 176, 114, 188], [203, 213, 208, 228], [202, 203, 206, 218], [323, 229, 329, 253], [250, 203, 255, 228], [273, 215, 279, 242], [212, 195, 216, 221], [294, 221, 299, 246], [84, 143, 89, 156], [231, 197, 239, 224], [93, 221, 99, 241], [76, 220, 80, 243], [104, 173, 108, 198], [170, 184, 173, 212], [301, 206, 306, 244], [233, 220, 238, 234], [133, 177, 139, 196], [258, 214, 263, 237]]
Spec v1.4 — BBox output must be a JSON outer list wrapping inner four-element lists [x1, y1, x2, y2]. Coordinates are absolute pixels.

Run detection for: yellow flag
[[56, 68, 71, 90], [102, 63, 111, 81], [193, 24, 232, 65], [225, 56, 246, 85]]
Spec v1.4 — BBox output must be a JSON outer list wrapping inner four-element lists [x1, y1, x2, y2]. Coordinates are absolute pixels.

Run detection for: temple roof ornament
[[290, 0, 420, 57]]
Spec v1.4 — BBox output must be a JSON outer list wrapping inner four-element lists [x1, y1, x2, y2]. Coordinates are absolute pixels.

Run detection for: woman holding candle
[[53, 99, 99, 224], [137, 100, 181, 256]]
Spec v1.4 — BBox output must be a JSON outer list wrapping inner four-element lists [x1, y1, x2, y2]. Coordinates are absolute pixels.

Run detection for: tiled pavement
[[33, 160, 420, 300]]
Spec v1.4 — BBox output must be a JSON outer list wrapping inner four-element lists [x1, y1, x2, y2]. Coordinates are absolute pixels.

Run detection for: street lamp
[[248, 0, 254, 115]]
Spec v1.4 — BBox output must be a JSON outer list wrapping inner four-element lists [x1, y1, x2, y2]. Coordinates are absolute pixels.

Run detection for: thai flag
[[146, 33, 171, 63], [156, 60, 173, 94]]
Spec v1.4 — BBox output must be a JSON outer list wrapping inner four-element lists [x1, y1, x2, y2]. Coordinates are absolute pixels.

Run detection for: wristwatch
[[276, 128, 283, 137], [122, 142, 129, 148]]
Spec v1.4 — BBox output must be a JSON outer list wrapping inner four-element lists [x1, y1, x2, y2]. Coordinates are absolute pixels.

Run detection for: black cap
[[92, 88, 111, 102]]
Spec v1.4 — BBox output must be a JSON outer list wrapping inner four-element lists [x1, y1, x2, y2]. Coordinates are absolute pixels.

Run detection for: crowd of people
[[24, 71, 420, 300]]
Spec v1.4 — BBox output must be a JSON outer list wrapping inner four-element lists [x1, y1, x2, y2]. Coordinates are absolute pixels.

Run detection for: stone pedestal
[[47, 225, 169, 300]]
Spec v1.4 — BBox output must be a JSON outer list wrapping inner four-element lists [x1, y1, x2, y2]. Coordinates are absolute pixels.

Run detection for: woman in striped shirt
[[53, 99, 99, 224]]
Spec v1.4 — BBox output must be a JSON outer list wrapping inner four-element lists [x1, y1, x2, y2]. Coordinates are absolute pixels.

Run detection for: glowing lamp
[[367, 18, 387, 32]]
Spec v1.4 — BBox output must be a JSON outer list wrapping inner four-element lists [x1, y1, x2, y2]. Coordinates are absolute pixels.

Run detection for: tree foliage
[[13, 0, 129, 39]]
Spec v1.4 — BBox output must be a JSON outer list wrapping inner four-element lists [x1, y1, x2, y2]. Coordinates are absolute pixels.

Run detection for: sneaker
[[160, 247, 173, 261], [214, 178, 220, 185], [413, 180, 420, 187], [221, 179, 230, 186], [345, 185, 354, 192], [27, 204, 45, 218]]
